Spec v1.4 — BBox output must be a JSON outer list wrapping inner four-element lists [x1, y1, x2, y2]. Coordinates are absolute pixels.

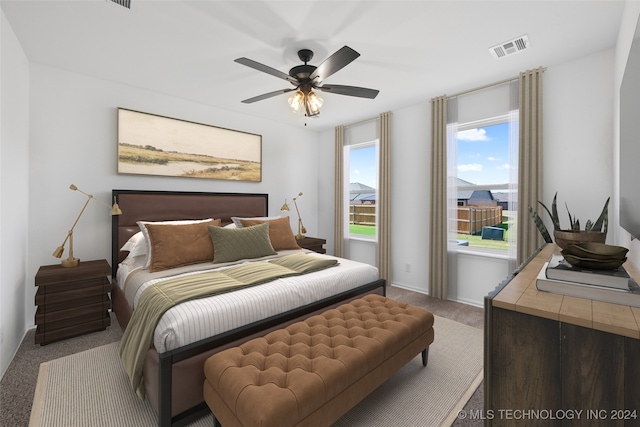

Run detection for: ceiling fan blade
[[309, 46, 360, 82], [241, 88, 296, 104], [235, 57, 298, 84], [317, 84, 379, 99]]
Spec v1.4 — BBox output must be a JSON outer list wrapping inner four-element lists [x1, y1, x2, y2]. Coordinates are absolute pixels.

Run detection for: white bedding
[[116, 250, 379, 353]]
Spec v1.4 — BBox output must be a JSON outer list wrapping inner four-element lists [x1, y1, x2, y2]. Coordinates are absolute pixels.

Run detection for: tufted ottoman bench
[[203, 294, 435, 427]]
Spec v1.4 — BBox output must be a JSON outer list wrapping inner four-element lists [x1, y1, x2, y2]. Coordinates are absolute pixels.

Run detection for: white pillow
[[120, 231, 146, 258], [224, 223, 237, 229], [231, 216, 283, 228], [137, 218, 213, 269]]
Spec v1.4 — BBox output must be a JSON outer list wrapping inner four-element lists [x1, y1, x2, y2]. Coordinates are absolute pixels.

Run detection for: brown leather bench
[[203, 294, 435, 427]]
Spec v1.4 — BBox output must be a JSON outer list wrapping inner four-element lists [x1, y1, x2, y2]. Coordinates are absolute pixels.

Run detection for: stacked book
[[536, 254, 640, 307]]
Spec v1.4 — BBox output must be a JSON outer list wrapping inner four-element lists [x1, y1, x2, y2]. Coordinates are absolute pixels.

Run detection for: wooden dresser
[[34, 259, 111, 345], [485, 244, 640, 426]]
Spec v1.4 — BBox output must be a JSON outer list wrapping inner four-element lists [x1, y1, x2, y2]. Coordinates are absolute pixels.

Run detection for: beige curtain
[[429, 96, 448, 299], [377, 112, 392, 287], [334, 115, 391, 287], [517, 67, 545, 265], [334, 125, 345, 257]]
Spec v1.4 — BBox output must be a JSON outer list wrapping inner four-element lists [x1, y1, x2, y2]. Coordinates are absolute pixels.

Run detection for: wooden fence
[[350, 204, 376, 226], [350, 204, 503, 235], [456, 205, 503, 235]]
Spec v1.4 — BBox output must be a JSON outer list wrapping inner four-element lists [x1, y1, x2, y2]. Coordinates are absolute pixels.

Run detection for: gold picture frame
[[117, 108, 262, 182]]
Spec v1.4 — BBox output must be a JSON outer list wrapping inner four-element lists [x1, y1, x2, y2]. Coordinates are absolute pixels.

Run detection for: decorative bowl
[[563, 242, 628, 261], [562, 253, 626, 270], [553, 230, 606, 251]]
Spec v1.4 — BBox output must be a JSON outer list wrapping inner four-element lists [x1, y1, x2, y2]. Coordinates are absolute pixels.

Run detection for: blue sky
[[349, 122, 511, 188], [457, 122, 511, 186], [349, 145, 377, 188]]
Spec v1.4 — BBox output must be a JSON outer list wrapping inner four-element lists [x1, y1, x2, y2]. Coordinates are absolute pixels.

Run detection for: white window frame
[[455, 114, 516, 257], [346, 140, 379, 242]]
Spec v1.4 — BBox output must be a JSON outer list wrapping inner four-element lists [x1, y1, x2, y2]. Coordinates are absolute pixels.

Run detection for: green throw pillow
[[208, 222, 276, 263]]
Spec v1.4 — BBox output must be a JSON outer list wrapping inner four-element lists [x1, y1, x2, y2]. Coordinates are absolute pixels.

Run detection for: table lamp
[[280, 192, 307, 240], [52, 184, 122, 267]]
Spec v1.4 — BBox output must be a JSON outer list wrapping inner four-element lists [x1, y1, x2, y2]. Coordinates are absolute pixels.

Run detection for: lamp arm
[[73, 187, 113, 210], [67, 195, 93, 236], [292, 198, 306, 238], [55, 195, 91, 258]]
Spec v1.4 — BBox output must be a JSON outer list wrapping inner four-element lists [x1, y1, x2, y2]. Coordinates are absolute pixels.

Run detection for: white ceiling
[[1, 0, 626, 131]]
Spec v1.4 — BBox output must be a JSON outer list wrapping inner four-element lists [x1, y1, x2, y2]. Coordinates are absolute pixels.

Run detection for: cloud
[[457, 128, 489, 142], [353, 169, 360, 174], [497, 163, 511, 170], [487, 156, 497, 161], [458, 163, 483, 172]]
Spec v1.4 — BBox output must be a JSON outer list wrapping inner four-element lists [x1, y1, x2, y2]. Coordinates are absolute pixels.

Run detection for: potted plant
[[528, 192, 609, 249]]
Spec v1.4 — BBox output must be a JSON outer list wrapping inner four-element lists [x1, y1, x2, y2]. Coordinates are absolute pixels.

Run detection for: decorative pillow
[[120, 231, 146, 258], [208, 222, 276, 263], [239, 217, 301, 251], [231, 216, 283, 228], [137, 218, 213, 269], [145, 219, 221, 272]]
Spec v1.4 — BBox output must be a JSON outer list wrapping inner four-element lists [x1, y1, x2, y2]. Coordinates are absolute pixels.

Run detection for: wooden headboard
[[111, 190, 268, 276]]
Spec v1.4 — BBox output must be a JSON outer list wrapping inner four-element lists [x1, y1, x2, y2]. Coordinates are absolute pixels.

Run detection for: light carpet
[[29, 315, 483, 427]]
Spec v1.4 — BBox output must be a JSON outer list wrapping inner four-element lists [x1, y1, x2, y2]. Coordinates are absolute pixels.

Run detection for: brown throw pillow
[[145, 219, 221, 272], [239, 216, 301, 251]]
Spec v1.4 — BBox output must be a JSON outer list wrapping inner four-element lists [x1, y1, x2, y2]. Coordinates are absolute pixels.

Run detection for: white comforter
[[116, 250, 379, 353]]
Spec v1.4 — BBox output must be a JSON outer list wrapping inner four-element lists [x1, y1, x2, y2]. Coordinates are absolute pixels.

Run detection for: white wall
[[318, 47, 615, 306], [0, 11, 30, 379], [543, 49, 615, 236]]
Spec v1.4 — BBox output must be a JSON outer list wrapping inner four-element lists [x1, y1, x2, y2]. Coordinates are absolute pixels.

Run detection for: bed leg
[[159, 353, 173, 427], [422, 348, 429, 367]]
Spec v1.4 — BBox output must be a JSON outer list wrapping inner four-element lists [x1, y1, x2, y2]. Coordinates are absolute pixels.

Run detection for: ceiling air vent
[[489, 35, 530, 59], [109, 0, 131, 9]]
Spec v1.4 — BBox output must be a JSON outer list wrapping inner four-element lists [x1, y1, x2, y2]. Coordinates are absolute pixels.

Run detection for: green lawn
[[350, 219, 512, 251], [456, 232, 509, 250], [350, 224, 376, 236]]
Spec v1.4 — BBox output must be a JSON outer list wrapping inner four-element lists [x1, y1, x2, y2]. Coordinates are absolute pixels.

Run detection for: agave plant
[[528, 192, 609, 243]]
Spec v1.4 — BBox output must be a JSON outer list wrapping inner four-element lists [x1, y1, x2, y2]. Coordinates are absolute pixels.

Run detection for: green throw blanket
[[120, 253, 338, 399]]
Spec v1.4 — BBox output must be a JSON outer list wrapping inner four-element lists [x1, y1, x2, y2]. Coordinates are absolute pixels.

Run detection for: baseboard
[[391, 283, 484, 308]]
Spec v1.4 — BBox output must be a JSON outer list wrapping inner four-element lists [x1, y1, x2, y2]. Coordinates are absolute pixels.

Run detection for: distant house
[[491, 192, 517, 210], [456, 179, 516, 209], [350, 182, 376, 204], [456, 178, 495, 206]]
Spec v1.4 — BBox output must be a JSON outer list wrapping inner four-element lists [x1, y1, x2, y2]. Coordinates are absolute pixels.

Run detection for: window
[[454, 115, 518, 253], [347, 140, 379, 240]]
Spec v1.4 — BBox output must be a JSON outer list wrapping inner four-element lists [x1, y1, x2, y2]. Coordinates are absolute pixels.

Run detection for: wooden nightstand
[[296, 236, 327, 254], [34, 259, 111, 345]]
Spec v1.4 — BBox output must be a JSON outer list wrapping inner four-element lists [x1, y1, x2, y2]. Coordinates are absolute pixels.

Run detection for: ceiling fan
[[234, 46, 379, 117]]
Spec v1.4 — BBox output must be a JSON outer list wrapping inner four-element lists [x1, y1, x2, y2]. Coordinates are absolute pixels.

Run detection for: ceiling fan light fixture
[[288, 90, 323, 116], [237, 46, 377, 119], [307, 91, 323, 114], [288, 90, 305, 112]]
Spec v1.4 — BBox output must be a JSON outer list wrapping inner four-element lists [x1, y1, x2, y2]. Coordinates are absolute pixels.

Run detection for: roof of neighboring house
[[350, 182, 376, 193], [456, 178, 476, 200], [350, 182, 376, 202]]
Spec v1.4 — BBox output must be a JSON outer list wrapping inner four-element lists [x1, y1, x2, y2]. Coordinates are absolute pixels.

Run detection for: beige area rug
[[29, 316, 483, 427]]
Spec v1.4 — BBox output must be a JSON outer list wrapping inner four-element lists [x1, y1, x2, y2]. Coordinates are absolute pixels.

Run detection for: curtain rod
[[448, 66, 546, 99]]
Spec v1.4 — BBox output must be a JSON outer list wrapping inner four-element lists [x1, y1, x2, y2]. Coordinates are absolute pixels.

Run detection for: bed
[[110, 189, 386, 427]]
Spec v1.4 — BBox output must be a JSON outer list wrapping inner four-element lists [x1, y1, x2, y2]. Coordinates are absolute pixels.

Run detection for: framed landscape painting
[[117, 108, 262, 182]]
